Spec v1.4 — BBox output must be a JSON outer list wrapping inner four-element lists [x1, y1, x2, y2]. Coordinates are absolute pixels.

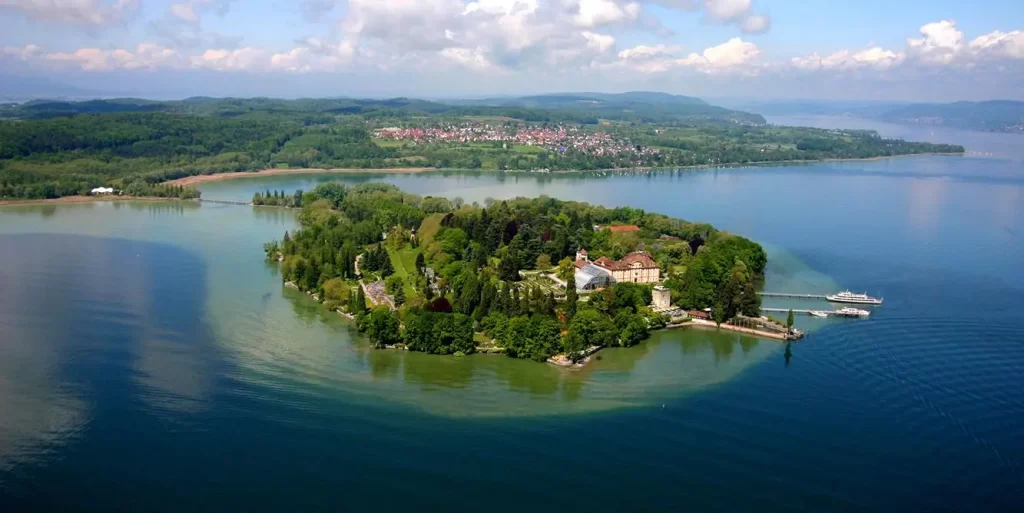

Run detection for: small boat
[[834, 307, 870, 318], [809, 310, 829, 318], [827, 290, 883, 305]]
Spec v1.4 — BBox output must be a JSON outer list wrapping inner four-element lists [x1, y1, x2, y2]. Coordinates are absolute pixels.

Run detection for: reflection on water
[[0, 234, 218, 471], [2, 147, 1024, 511]]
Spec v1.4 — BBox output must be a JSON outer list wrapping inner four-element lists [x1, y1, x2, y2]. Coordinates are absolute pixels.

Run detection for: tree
[[415, 252, 426, 273], [385, 274, 403, 295], [360, 306, 402, 348], [498, 249, 521, 281], [786, 309, 795, 331], [712, 301, 726, 327], [394, 287, 406, 307], [556, 257, 575, 281], [565, 274, 578, 321], [564, 310, 616, 360], [535, 254, 552, 270], [349, 286, 368, 314]]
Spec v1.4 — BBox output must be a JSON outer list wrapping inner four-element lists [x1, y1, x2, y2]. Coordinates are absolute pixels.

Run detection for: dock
[[757, 292, 828, 299], [761, 308, 868, 318]]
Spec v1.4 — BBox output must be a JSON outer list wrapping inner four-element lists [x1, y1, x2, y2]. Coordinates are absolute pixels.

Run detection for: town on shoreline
[[1, 95, 964, 202]]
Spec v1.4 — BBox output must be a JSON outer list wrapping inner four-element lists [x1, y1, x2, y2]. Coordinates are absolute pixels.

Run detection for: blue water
[[1, 118, 1022, 512]]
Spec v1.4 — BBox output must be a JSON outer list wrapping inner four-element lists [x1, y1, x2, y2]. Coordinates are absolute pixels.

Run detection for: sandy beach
[[166, 167, 434, 186]]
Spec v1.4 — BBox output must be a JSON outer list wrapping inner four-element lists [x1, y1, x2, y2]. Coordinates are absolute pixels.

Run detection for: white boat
[[834, 307, 870, 318], [809, 310, 829, 318], [826, 290, 883, 305]]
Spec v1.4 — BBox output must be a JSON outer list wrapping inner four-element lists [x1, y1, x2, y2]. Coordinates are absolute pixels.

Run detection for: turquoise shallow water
[[1, 119, 1023, 511]]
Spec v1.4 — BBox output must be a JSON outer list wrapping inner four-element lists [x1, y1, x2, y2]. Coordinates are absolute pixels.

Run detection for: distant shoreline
[[1, 152, 963, 207], [162, 152, 964, 187], [166, 167, 434, 186], [0, 195, 188, 207]]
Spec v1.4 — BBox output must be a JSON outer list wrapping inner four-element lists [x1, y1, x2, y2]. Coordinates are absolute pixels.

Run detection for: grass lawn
[[387, 244, 422, 300], [372, 138, 406, 148], [510, 144, 547, 154]]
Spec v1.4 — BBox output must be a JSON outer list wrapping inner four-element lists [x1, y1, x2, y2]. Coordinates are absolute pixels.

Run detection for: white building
[[652, 285, 672, 310], [90, 187, 115, 195]]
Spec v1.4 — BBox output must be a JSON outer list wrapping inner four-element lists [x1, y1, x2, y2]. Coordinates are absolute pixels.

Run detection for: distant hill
[[1, 93, 766, 125], [875, 101, 1024, 133], [449, 91, 762, 125]]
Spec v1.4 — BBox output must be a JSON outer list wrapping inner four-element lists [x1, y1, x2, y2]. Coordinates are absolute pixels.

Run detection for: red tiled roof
[[620, 252, 657, 268], [605, 225, 640, 233], [593, 256, 619, 270], [592, 252, 657, 271]]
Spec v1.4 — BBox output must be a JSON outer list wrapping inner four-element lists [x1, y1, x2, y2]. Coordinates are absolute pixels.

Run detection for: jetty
[[762, 308, 869, 318], [757, 292, 828, 299]]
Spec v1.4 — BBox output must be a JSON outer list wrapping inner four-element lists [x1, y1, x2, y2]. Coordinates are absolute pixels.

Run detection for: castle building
[[573, 249, 660, 290]]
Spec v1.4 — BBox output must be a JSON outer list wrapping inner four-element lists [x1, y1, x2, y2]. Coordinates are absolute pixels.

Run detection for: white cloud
[[191, 47, 267, 71], [574, 0, 640, 27], [581, 31, 616, 52], [653, 0, 770, 34], [794, 20, 1024, 74], [969, 30, 1024, 59], [0, 0, 139, 27], [907, 19, 964, 65], [440, 47, 494, 70], [617, 44, 681, 60], [792, 47, 904, 71], [740, 13, 769, 34], [270, 40, 355, 72], [3, 43, 183, 71], [614, 37, 759, 74], [680, 37, 759, 71]]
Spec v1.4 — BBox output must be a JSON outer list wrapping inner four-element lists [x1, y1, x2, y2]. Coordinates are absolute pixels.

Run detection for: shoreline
[[166, 167, 435, 186], [158, 151, 964, 187], [0, 195, 189, 207]]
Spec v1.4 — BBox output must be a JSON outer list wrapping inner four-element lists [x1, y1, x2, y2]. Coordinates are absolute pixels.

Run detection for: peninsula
[[0, 94, 964, 201], [264, 182, 778, 364]]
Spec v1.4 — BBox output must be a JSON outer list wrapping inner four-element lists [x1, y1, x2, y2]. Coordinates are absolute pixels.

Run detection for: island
[[0, 93, 965, 201], [263, 182, 791, 365]]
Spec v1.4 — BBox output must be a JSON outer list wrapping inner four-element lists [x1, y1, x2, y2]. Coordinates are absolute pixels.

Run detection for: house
[[688, 310, 712, 321]]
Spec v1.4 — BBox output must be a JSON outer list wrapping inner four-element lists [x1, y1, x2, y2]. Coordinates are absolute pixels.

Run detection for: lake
[[1, 118, 1022, 512]]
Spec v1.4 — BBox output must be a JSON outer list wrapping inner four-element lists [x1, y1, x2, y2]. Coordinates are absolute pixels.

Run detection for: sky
[[1, 0, 1022, 101]]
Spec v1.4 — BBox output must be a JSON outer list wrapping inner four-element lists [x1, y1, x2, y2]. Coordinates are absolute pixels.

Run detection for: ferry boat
[[834, 307, 871, 318], [826, 290, 883, 305], [809, 310, 829, 318]]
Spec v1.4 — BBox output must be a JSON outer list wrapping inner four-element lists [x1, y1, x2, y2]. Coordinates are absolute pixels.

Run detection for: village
[[373, 122, 660, 159]]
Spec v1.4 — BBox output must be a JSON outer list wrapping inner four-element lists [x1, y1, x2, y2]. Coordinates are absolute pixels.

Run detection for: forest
[[0, 96, 964, 200], [264, 182, 766, 362]]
